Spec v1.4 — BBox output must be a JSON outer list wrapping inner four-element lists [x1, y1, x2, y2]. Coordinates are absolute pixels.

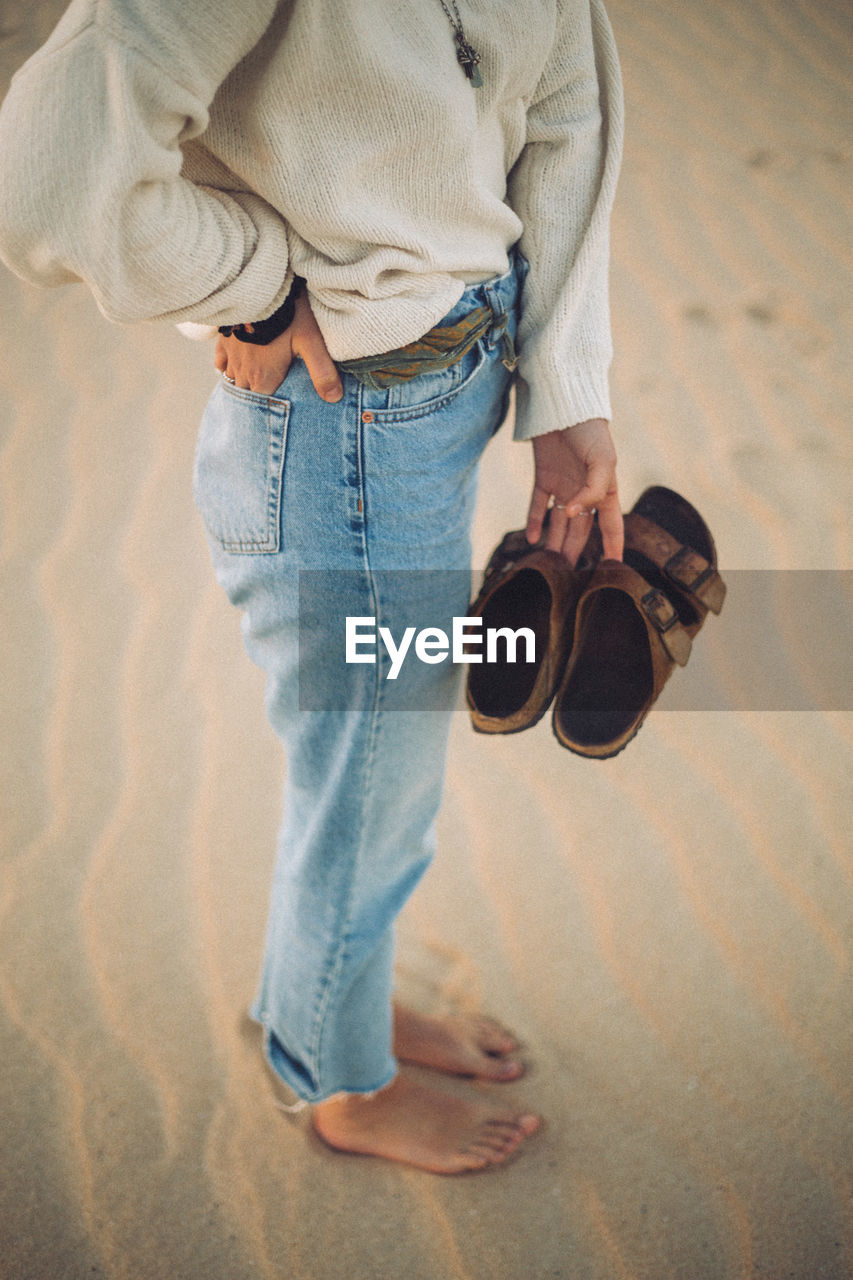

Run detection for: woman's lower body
[[193, 255, 530, 1123]]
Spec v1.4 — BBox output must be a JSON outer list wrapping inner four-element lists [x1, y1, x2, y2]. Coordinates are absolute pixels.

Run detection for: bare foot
[[312, 1075, 540, 1174], [393, 1003, 525, 1082]]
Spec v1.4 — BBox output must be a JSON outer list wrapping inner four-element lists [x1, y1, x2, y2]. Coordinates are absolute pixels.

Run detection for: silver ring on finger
[[223, 373, 236, 385], [575, 507, 596, 517]]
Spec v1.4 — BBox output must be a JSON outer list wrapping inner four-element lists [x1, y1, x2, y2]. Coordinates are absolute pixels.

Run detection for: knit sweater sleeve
[[508, 0, 623, 441], [0, 0, 292, 326]]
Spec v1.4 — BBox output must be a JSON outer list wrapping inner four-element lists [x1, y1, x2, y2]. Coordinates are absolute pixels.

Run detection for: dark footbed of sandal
[[554, 589, 652, 746], [631, 485, 715, 565], [468, 568, 552, 718]]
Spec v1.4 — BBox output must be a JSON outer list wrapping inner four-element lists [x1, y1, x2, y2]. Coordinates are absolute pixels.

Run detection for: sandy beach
[[1, 1, 851, 1276]]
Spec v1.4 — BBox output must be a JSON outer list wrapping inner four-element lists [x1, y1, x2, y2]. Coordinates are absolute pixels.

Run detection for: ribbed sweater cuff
[[513, 358, 612, 441]]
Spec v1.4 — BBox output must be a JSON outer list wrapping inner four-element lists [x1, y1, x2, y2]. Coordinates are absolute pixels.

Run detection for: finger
[[247, 357, 292, 396], [543, 503, 569, 554], [560, 513, 594, 567], [289, 332, 339, 405], [597, 490, 624, 562], [525, 485, 551, 544], [564, 456, 615, 519], [218, 334, 251, 388], [290, 294, 342, 402], [301, 343, 343, 401], [565, 485, 601, 520]]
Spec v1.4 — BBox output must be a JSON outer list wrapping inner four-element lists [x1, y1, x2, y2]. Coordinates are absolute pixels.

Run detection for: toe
[[468, 1141, 508, 1163], [472, 1019, 525, 1080], [487, 1114, 540, 1143], [468, 1141, 507, 1162], [480, 1118, 535, 1157], [476, 1018, 519, 1056], [458, 1148, 492, 1172], [470, 1133, 516, 1163], [470, 1052, 525, 1082], [492, 1057, 525, 1080]]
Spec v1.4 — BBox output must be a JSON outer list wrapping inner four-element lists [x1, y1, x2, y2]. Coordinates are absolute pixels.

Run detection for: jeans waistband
[[339, 247, 525, 390]]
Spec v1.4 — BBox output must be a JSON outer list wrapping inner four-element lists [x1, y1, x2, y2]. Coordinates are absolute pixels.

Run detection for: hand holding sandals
[[526, 418, 624, 567], [468, 485, 726, 758]]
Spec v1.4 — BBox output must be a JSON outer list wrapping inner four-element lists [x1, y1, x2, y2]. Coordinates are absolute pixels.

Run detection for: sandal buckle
[[641, 588, 677, 631], [641, 589, 691, 666], [664, 546, 726, 614]]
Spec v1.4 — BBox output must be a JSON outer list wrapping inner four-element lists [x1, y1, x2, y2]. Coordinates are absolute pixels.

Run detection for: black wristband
[[219, 276, 306, 346]]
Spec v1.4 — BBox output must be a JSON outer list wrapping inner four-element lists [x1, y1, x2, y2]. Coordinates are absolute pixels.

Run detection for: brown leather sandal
[[624, 485, 726, 635], [466, 529, 593, 734], [552, 487, 725, 759]]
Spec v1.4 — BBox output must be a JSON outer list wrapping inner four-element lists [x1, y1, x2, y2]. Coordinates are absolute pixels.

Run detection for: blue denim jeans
[[193, 253, 524, 1102]]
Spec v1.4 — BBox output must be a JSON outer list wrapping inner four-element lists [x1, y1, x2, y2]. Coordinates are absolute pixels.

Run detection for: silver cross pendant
[[454, 33, 483, 87]]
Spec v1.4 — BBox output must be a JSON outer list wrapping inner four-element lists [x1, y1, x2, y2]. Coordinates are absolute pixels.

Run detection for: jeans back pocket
[[193, 380, 290, 554]]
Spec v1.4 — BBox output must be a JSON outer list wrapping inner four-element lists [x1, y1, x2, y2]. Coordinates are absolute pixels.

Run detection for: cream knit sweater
[[0, 0, 622, 440]]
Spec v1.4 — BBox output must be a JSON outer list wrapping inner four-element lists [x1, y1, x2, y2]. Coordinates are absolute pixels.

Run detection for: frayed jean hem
[[253, 1007, 398, 1106]]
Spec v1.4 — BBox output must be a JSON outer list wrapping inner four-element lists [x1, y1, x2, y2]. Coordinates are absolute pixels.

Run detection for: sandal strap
[[664, 544, 726, 613], [627, 513, 726, 614], [582, 560, 693, 667], [639, 586, 692, 666]]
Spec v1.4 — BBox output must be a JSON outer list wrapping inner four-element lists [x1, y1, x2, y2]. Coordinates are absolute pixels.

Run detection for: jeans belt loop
[[500, 327, 518, 372], [482, 280, 503, 350], [483, 281, 517, 370]]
